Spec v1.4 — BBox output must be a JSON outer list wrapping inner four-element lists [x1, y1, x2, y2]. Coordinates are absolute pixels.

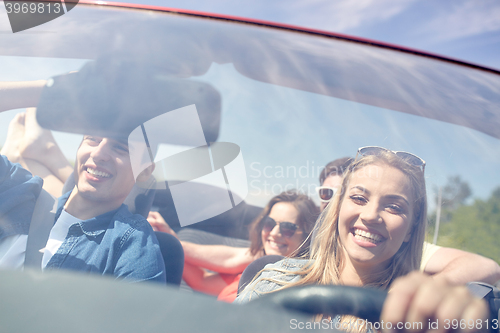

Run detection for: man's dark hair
[[319, 157, 353, 185]]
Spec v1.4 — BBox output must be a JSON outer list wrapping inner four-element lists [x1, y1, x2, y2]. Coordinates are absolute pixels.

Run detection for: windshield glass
[[1, 4, 499, 273]]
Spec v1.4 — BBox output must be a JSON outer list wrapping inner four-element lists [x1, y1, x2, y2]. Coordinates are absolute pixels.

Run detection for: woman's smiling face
[[262, 202, 304, 257], [338, 162, 414, 273]]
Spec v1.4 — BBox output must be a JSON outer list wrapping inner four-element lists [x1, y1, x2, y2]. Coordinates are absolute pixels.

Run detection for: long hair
[[265, 151, 427, 290], [248, 190, 320, 257]]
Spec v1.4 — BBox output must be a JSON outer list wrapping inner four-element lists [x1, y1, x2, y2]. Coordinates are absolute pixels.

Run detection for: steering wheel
[[250, 285, 387, 323]]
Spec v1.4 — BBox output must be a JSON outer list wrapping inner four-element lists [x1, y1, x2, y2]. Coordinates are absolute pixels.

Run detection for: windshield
[[1, 2, 499, 290]]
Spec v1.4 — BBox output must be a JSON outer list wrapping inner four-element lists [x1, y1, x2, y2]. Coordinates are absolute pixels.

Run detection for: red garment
[[217, 273, 242, 303]]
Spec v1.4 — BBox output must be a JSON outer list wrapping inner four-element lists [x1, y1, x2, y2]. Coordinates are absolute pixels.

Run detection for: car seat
[[237, 255, 284, 294], [155, 231, 184, 286]]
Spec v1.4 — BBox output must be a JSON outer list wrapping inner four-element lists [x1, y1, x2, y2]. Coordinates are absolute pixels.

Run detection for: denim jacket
[[235, 258, 310, 304], [0, 155, 43, 241], [45, 191, 166, 283]]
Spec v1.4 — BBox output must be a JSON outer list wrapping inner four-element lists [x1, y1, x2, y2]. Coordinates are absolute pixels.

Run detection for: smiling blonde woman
[[236, 147, 488, 332]]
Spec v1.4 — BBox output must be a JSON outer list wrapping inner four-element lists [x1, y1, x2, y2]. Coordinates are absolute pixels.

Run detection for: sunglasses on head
[[356, 146, 426, 173], [316, 186, 338, 203], [262, 216, 302, 238]]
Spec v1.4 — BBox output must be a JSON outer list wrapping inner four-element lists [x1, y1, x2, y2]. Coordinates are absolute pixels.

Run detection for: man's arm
[[114, 223, 166, 284], [424, 246, 500, 285], [21, 158, 65, 198], [1, 110, 70, 197]]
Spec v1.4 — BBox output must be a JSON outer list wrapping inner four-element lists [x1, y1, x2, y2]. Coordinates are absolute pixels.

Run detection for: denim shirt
[[0, 155, 43, 241], [45, 191, 166, 283], [235, 258, 310, 304]]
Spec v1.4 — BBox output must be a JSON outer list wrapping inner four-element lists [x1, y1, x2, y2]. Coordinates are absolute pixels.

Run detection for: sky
[[0, 0, 498, 202], [111, 0, 500, 70], [1, 0, 498, 68]]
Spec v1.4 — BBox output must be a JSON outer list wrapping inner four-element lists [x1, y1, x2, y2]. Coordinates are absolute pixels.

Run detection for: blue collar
[[56, 191, 124, 237]]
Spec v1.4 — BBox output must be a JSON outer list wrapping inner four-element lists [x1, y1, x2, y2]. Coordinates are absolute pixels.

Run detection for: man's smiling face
[[73, 136, 137, 212]]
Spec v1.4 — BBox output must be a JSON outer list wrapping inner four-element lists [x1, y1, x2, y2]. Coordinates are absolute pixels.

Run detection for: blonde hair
[[256, 150, 427, 293]]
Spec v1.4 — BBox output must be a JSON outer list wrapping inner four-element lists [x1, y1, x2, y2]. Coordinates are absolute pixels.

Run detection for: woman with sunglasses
[[248, 191, 318, 261], [215, 191, 318, 302], [236, 147, 489, 331], [148, 190, 319, 302]]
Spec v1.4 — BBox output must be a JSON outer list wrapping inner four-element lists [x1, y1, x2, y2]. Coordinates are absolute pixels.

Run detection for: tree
[[434, 186, 500, 263], [428, 175, 472, 229], [439, 175, 472, 210]]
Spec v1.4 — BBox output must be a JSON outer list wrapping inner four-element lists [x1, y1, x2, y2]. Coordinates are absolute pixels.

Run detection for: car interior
[[1, 3, 500, 332]]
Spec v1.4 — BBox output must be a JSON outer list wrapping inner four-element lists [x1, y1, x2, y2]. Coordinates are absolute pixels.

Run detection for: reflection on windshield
[[1, 6, 499, 262], [193, 62, 500, 209], [128, 105, 248, 227]]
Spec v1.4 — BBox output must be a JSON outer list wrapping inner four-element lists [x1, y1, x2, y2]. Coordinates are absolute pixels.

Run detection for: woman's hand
[[147, 211, 178, 238], [381, 271, 489, 333]]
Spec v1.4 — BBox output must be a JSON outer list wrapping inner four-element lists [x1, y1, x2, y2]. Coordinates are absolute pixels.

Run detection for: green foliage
[[431, 175, 472, 224], [439, 175, 472, 210], [430, 186, 500, 263]]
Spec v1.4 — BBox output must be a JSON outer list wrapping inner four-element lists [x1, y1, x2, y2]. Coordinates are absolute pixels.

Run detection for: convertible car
[[1, 1, 499, 332]]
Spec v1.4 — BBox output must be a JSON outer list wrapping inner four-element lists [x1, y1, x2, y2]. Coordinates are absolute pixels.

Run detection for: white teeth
[[87, 167, 111, 178], [354, 229, 383, 243], [269, 241, 285, 248]]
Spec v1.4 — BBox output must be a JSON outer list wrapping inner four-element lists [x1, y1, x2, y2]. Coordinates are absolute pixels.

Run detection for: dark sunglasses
[[262, 216, 302, 238], [316, 186, 338, 203], [356, 146, 426, 173]]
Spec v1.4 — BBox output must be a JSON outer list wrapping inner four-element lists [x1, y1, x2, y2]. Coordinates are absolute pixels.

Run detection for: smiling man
[[0, 110, 165, 283], [40, 135, 165, 281], [67, 136, 143, 220]]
